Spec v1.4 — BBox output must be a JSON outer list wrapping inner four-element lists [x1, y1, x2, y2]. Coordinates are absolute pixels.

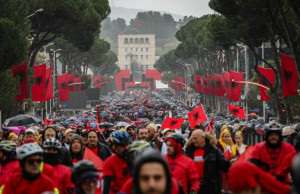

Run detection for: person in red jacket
[[43, 138, 74, 194], [0, 141, 19, 187], [165, 133, 200, 194], [249, 122, 297, 182], [103, 130, 132, 194], [2, 143, 55, 194]]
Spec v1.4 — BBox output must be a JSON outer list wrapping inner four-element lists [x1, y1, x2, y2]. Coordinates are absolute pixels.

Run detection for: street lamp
[[27, 8, 44, 18]]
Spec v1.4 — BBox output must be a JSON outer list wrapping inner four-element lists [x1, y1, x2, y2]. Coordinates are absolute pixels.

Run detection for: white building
[[117, 34, 155, 71]]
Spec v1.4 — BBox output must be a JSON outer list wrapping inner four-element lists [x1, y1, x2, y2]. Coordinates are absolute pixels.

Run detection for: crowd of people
[[0, 90, 300, 194]]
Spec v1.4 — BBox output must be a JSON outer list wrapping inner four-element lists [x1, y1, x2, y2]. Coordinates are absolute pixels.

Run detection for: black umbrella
[[98, 122, 114, 128], [3, 114, 42, 127]]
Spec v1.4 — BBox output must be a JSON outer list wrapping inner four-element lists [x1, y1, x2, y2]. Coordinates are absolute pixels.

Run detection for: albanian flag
[[214, 74, 225, 97], [174, 77, 184, 91], [57, 72, 70, 102], [227, 104, 245, 119], [68, 73, 76, 91], [230, 70, 244, 101], [44, 118, 54, 125], [40, 67, 54, 103], [74, 77, 82, 91], [207, 74, 216, 96], [161, 116, 185, 130], [194, 74, 202, 92], [257, 66, 275, 101], [94, 75, 102, 88], [12, 61, 28, 101], [223, 71, 231, 99], [32, 64, 47, 102], [188, 105, 208, 129], [202, 77, 210, 94], [280, 53, 298, 96], [103, 77, 109, 85]]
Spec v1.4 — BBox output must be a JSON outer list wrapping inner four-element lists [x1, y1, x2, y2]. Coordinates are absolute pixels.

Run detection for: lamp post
[[27, 8, 44, 18], [49, 49, 62, 116]]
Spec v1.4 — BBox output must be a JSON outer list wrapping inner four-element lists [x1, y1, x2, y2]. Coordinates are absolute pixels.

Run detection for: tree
[[27, 0, 111, 67], [0, 0, 29, 70]]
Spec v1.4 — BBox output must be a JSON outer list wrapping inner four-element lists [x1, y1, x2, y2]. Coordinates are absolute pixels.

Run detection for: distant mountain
[[110, 6, 184, 24]]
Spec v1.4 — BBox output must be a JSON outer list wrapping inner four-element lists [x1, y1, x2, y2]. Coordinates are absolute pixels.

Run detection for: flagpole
[[262, 43, 266, 122]]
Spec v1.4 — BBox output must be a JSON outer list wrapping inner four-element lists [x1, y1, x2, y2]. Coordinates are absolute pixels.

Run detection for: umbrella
[[98, 122, 114, 128], [2, 126, 26, 134], [133, 106, 139, 110], [116, 122, 129, 127], [3, 114, 42, 127]]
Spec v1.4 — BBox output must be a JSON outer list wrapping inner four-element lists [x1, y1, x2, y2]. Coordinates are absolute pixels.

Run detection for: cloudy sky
[[110, 0, 214, 17]]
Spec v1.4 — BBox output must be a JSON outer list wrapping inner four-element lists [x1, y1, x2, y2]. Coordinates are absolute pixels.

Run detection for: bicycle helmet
[[0, 141, 16, 156], [110, 130, 132, 145], [17, 143, 43, 161], [43, 138, 62, 150], [128, 140, 150, 153], [165, 133, 186, 147], [71, 160, 98, 184]]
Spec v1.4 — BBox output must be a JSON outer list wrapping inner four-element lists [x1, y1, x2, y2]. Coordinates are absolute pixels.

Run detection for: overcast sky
[[109, 0, 214, 17]]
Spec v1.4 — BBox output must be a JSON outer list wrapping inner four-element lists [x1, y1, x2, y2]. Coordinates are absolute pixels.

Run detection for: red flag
[[32, 64, 47, 102], [188, 105, 208, 129], [223, 71, 231, 99], [173, 77, 184, 91], [94, 75, 102, 88], [44, 118, 53, 125], [74, 77, 82, 91], [280, 53, 298, 96], [161, 116, 185, 129], [96, 105, 101, 124], [57, 72, 70, 101], [205, 117, 214, 132], [214, 74, 225, 97], [103, 77, 109, 85], [137, 19, 141, 26], [257, 66, 275, 101], [69, 73, 76, 91], [194, 74, 202, 92], [237, 145, 254, 162], [83, 147, 104, 170], [12, 61, 28, 101], [230, 70, 244, 101], [207, 74, 216, 96], [227, 104, 245, 119], [40, 67, 54, 103], [201, 77, 210, 94]]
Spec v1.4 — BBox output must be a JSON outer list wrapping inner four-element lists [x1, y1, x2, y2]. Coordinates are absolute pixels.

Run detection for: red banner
[[201, 77, 210, 94], [194, 74, 202, 92], [57, 72, 70, 102], [40, 67, 54, 103], [230, 70, 244, 101], [214, 74, 225, 97], [74, 77, 82, 91], [173, 77, 184, 91], [12, 61, 28, 101], [207, 74, 216, 96], [257, 66, 275, 101], [223, 71, 231, 99], [68, 73, 76, 91], [94, 75, 101, 88], [32, 64, 47, 102], [280, 53, 298, 96]]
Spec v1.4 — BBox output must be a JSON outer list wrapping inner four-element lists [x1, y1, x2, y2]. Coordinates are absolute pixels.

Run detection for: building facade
[[117, 34, 155, 73]]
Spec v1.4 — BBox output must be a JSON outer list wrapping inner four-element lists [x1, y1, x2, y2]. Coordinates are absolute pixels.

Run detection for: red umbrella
[[133, 106, 139, 110], [82, 114, 88, 117]]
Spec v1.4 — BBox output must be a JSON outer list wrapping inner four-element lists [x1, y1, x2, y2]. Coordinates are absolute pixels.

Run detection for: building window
[[124, 38, 128, 44], [140, 65, 144, 71], [136, 48, 138, 52], [140, 38, 144, 44], [146, 55, 148, 60], [125, 65, 128, 69], [135, 38, 139, 44], [145, 38, 149, 44], [129, 38, 133, 44], [146, 65, 149, 70], [141, 48, 143, 52], [141, 55, 143, 60], [136, 55, 138, 59], [130, 48, 133, 52], [125, 48, 128, 52], [146, 47, 148, 52]]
